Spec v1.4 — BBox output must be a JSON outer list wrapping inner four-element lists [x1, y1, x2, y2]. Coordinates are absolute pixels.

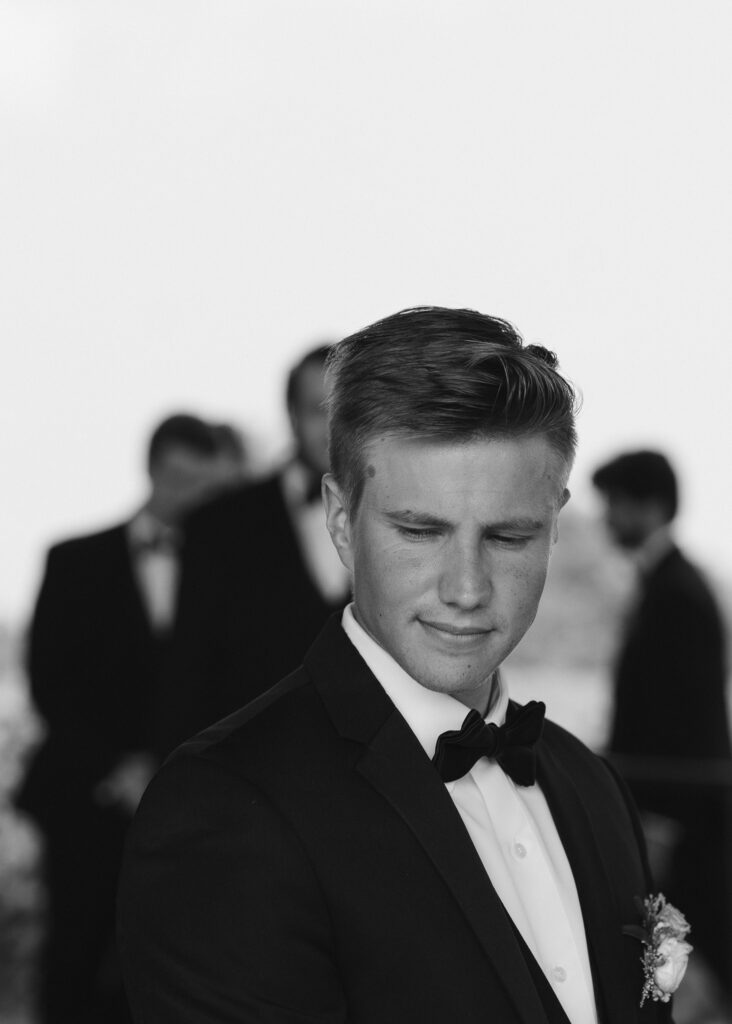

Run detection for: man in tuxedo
[[120, 309, 675, 1023], [161, 343, 351, 752], [593, 450, 731, 996], [17, 414, 240, 1024]]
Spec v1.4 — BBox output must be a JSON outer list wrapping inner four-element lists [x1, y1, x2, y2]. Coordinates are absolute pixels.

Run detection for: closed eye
[[396, 525, 441, 540], [488, 533, 532, 548]]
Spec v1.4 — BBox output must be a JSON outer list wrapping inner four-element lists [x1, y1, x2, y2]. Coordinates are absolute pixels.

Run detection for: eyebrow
[[383, 509, 547, 532]]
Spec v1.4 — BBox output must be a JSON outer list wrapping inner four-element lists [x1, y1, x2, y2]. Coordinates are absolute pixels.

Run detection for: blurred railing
[[610, 754, 732, 791]]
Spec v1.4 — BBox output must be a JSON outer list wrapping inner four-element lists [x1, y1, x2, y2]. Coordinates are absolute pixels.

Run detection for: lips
[[420, 620, 491, 638]]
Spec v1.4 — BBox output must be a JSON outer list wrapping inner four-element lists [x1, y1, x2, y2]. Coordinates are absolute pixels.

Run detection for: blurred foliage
[[0, 625, 44, 1024]]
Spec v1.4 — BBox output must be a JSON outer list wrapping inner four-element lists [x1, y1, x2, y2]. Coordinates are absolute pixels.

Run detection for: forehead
[[360, 434, 568, 514]]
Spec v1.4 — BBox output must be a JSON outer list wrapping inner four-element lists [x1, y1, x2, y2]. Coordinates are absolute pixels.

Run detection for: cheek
[[503, 554, 551, 619], [309, 415, 329, 439], [303, 423, 321, 446], [357, 542, 425, 610], [385, 545, 436, 597]]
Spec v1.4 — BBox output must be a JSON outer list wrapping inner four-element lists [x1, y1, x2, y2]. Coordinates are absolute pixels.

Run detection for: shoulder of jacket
[[184, 474, 282, 532], [47, 523, 126, 561]]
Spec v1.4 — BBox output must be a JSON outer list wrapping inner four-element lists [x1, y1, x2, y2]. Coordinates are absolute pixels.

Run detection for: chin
[[617, 535, 642, 550], [419, 671, 488, 699]]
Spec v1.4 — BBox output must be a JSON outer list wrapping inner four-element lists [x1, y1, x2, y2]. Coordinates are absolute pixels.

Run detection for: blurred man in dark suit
[[16, 413, 240, 1024], [162, 344, 351, 752], [593, 449, 732, 995]]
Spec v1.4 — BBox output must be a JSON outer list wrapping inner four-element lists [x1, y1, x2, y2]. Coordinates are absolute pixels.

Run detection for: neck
[[142, 498, 175, 528], [458, 671, 502, 717], [632, 523, 674, 575]]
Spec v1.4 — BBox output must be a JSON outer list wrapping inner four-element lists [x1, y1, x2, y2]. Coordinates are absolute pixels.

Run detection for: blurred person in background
[[161, 343, 351, 754], [211, 421, 249, 484], [593, 449, 732, 999], [15, 413, 242, 1024]]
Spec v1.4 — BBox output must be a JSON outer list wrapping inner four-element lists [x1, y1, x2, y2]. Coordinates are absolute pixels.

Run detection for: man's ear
[[322, 474, 354, 573], [553, 488, 571, 544]]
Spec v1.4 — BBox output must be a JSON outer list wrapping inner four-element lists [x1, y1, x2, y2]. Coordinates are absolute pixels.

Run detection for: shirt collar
[[127, 508, 180, 548], [341, 603, 507, 761]]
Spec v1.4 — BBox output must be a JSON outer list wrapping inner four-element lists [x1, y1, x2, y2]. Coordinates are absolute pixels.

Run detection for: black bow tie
[[432, 700, 545, 786]]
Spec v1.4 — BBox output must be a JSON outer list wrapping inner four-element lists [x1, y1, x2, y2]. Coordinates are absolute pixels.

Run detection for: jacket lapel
[[537, 741, 639, 1023], [115, 525, 157, 638], [360, 717, 565, 1024], [306, 618, 556, 1024]]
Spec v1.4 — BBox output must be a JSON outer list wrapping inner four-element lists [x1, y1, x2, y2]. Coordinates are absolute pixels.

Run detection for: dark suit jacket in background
[[161, 473, 348, 754], [119, 616, 669, 1024], [16, 523, 171, 1024], [610, 543, 732, 991], [17, 524, 168, 824], [611, 544, 730, 772]]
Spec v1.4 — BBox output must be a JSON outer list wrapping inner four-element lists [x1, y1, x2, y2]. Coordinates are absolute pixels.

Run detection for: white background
[[2, 0, 731, 625]]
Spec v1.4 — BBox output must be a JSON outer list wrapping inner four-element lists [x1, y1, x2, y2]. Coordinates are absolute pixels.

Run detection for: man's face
[[601, 493, 661, 550], [325, 434, 569, 711], [289, 361, 330, 477], [149, 446, 229, 524]]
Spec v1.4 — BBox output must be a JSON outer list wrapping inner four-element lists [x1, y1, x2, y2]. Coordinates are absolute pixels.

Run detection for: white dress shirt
[[127, 510, 180, 632], [342, 604, 599, 1024]]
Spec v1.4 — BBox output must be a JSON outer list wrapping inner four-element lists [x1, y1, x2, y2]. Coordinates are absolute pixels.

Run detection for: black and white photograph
[[1, 2, 731, 1022]]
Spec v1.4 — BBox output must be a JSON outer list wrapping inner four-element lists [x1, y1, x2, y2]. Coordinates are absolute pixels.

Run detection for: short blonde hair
[[326, 306, 578, 513]]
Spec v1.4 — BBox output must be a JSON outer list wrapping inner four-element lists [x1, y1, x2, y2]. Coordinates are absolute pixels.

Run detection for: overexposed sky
[[1, 0, 731, 624]]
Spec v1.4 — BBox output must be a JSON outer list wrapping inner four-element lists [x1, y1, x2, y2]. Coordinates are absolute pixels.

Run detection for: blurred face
[[149, 445, 229, 524], [211, 450, 247, 490], [289, 361, 330, 476], [325, 434, 569, 711], [601, 493, 664, 550]]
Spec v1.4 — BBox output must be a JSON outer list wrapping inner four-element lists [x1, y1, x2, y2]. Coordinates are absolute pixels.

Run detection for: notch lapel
[[306, 618, 556, 1024], [118, 526, 158, 639], [359, 713, 564, 1024]]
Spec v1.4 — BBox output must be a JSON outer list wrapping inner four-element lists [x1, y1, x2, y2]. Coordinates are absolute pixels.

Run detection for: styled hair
[[285, 344, 333, 411], [592, 450, 678, 521], [326, 306, 578, 512], [212, 422, 247, 464], [147, 414, 220, 471]]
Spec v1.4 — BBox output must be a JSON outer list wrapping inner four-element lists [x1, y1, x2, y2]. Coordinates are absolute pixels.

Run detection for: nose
[[438, 540, 490, 611]]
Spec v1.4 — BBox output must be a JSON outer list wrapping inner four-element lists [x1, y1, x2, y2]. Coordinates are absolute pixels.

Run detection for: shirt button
[[552, 966, 567, 983], [513, 842, 527, 859]]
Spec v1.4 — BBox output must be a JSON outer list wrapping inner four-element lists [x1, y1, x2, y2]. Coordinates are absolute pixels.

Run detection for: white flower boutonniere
[[623, 893, 692, 1006]]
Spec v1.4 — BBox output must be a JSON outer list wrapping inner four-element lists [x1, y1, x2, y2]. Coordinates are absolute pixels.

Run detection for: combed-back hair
[[592, 450, 679, 521], [285, 343, 334, 411], [147, 414, 220, 471], [326, 306, 579, 512]]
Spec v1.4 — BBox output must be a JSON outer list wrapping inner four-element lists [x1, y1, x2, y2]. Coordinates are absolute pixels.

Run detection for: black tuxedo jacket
[[611, 544, 731, 770], [610, 544, 732, 985], [16, 525, 166, 825], [119, 617, 670, 1024], [161, 473, 348, 753]]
